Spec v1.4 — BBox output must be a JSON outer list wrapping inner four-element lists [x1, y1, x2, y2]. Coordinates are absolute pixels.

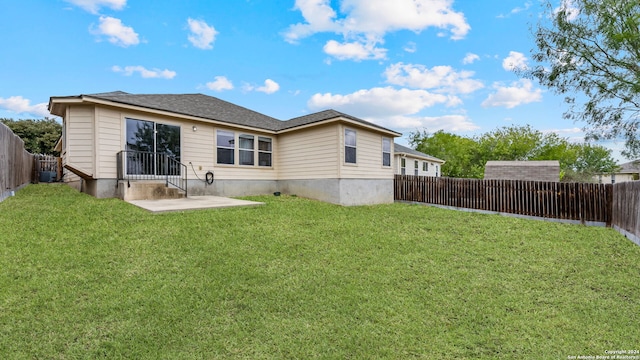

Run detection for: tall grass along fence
[[1, 122, 34, 202], [395, 175, 640, 246]]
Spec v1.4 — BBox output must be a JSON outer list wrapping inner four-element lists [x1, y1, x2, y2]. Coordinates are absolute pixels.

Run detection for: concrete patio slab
[[127, 196, 264, 213]]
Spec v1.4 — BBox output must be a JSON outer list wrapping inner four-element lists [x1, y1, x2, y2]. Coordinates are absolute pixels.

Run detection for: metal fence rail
[[117, 150, 187, 196]]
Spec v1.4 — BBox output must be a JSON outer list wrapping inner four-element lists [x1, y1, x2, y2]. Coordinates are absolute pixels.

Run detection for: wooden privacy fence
[[34, 154, 62, 183], [611, 181, 640, 245], [394, 175, 612, 225], [1, 122, 34, 200]]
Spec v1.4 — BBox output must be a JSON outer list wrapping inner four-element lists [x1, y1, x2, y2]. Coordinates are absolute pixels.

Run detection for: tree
[[409, 130, 483, 178], [562, 143, 620, 182], [409, 125, 619, 181], [0, 118, 62, 155], [528, 0, 640, 158]]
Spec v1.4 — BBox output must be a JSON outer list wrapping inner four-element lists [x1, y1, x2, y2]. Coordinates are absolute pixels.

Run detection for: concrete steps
[[118, 181, 185, 201]]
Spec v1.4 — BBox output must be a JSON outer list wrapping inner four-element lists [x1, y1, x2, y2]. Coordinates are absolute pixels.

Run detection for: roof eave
[[396, 152, 445, 163], [278, 116, 402, 137], [51, 95, 278, 134]]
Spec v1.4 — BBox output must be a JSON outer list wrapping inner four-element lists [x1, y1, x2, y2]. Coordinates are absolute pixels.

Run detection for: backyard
[[0, 184, 639, 359]]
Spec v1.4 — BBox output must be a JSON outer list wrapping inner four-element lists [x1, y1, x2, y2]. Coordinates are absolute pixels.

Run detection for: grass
[[0, 184, 639, 359]]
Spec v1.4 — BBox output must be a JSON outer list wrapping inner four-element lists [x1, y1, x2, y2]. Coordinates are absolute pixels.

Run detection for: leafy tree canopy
[[1, 118, 62, 155], [409, 125, 619, 182], [527, 0, 640, 158]]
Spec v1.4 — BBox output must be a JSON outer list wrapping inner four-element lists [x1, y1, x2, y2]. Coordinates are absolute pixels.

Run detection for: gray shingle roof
[[618, 160, 640, 173], [70, 91, 399, 134], [394, 143, 444, 163], [282, 109, 399, 134], [86, 92, 282, 131]]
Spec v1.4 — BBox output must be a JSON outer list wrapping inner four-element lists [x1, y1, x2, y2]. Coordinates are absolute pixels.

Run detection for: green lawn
[[1, 184, 639, 359]]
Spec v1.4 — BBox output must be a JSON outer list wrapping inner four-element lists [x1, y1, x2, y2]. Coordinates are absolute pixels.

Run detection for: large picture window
[[382, 137, 391, 167], [126, 118, 180, 176], [217, 130, 235, 164], [345, 128, 356, 164]]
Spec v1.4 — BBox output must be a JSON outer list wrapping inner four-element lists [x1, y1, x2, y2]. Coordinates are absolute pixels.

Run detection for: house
[[484, 160, 560, 182], [596, 160, 640, 184], [393, 143, 444, 177], [48, 91, 402, 206]]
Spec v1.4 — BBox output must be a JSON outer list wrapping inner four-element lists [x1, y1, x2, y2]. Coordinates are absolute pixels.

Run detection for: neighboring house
[[596, 160, 640, 184], [484, 160, 560, 182], [48, 91, 402, 206], [393, 143, 445, 177]]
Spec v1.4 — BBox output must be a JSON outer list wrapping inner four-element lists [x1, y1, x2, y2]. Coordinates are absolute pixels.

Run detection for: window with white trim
[[414, 160, 419, 175], [382, 137, 391, 167], [401, 158, 406, 175], [258, 136, 272, 167], [216, 130, 234, 165], [239, 134, 254, 166], [345, 128, 356, 164], [422, 162, 428, 172]]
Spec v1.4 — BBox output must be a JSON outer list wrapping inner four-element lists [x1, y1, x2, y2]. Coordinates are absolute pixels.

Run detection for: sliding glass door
[[125, 118, 181, 176]]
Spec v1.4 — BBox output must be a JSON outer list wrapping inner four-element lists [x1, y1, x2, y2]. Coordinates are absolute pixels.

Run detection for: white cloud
[[206, 76, 234, 91], [502, 51, 528, 71], [257, 79, 280, 94], [497, 2, 532, 18], [245, 79, 280, 94], [187, 18, 218, 50], [308, 87, 451, 118], [284, 0, 470, 61], [323, 40, 386, 61], [403, 42, 417, 53], [555, 0, 580, 21], [384, 63, 484, 95], [112, 65, 176, 79], [65, 0, 126, 14], [0, 96, 50, 117], [284, 0, 340, 43], [481, 79, 543, 108], [93, 16, 139, 47], [385, 114, 479, 132], [462, 53, 480, 64]]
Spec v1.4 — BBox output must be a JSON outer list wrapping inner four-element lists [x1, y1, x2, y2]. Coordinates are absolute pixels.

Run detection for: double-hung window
[[414, 160, 419, 175], [382, 137, 391, 167], [401, 158, 406, 175], [345, 129, 357, 164], [239, 134, 255, 166], [258, 137, 272, 167], [423, 162, 428, 172], [217, 130, 235, 165]]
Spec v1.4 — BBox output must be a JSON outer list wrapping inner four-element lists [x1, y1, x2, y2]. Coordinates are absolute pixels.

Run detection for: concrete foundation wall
[[279, 178, 393, 206], [69, 177, 393, 206], [187, 179, 278, 197], [338, 178, 394, 206]]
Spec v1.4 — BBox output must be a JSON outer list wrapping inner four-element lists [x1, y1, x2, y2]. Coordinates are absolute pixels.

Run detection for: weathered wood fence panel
[[611, 181, 640, 245], [1, 122, 34, 201], [394, 175, 612, 225]]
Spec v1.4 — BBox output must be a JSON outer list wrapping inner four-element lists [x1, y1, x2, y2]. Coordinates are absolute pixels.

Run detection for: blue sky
[[0, 0, 624, 159]]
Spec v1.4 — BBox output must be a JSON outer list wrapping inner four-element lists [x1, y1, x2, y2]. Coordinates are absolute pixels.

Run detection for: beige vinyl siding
[[96, 107, 122, 178], [212, 126, 277, 181], [182, 122, 215, 180], [277, 124, 339, 180], [393, 154, 443, 176], [339, 125, 394, 179], [66, 105, 95, 176]]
